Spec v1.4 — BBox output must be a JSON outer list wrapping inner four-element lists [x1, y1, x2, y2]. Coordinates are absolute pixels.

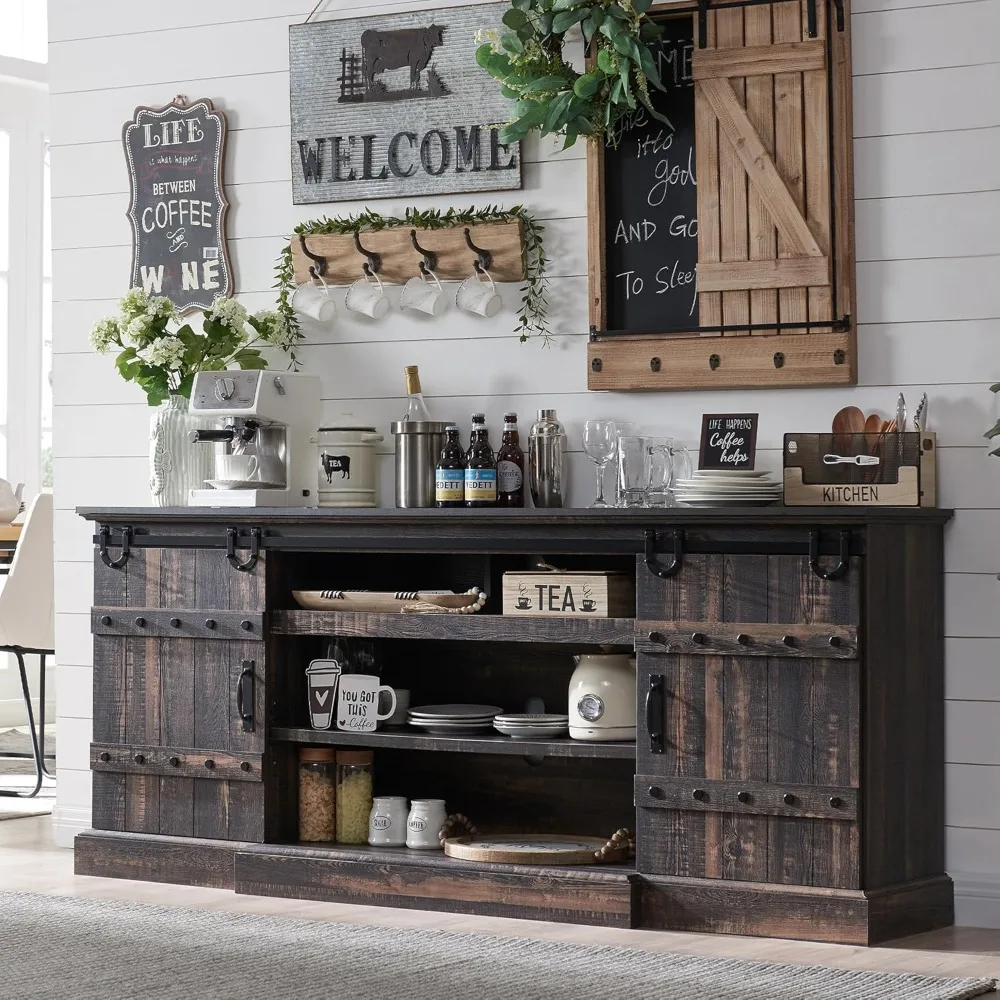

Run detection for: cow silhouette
[[361, 25, 446, 95], [321, 454, 351, 482]]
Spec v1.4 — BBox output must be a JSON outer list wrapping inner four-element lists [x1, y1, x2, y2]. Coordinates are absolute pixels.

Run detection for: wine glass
[[582, 420, 618, 508]]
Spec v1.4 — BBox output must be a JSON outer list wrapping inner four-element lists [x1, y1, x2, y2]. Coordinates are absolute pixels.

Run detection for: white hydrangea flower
[[137, 336, 186, 370], [119, 287, 151, 326], [124, 314, 154, 346], [149, 296, 177, 322], [253, 309, 297, 350], [89, 318, 121, 354], [208, 296, 249, 332]]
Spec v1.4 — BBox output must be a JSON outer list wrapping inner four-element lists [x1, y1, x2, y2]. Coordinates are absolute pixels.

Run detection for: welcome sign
[[289, 4, 522, 203]]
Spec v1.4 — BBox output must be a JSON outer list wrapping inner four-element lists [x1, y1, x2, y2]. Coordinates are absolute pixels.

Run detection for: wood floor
[[1, 815, 998, 980]]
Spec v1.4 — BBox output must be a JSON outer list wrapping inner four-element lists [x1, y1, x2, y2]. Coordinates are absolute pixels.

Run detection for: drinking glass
[[582, 420, 618, 508], [644, 438, 695, 506], [617, 436, 649, 507]]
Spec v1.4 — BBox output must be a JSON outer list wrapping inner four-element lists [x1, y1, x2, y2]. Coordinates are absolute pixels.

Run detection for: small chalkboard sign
[[603, 19, 697, 334], [699, 414, 759, 470], [123, 96, 233, 313]]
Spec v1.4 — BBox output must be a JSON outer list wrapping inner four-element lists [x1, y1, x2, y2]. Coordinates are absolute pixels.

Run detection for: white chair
[[0, 491, 54, 798]]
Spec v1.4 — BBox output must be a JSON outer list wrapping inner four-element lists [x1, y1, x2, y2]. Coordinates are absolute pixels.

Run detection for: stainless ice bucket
[[390, 421, 449, 508]]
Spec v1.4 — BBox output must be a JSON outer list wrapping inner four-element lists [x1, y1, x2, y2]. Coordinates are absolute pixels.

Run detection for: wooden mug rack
[[290, 220, 527, 286]]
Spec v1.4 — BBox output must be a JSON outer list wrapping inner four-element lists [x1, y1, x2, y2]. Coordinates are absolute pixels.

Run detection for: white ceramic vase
[[149, 395, 212, 507]]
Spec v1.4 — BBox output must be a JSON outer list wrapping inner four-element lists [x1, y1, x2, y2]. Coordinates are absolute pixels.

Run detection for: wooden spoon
[[832, 406, 865, 451], [864, 412, 882, 451]]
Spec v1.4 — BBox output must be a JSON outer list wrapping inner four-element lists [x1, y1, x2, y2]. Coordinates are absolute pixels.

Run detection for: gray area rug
[[0, 892, 994, 1000]]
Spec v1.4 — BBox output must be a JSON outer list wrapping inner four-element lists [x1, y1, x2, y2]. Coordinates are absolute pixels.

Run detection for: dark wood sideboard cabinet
[[76, 507, 952, 945]]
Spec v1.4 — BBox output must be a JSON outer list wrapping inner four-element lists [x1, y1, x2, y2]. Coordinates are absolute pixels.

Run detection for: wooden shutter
[[587, 0, 856, 391]]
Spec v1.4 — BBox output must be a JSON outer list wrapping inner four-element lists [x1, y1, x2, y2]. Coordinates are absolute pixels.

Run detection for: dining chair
[[0, 491, 54, 798]]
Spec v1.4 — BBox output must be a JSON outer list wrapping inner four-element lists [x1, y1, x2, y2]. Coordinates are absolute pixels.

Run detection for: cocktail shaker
[[528, 409, 566, 508]]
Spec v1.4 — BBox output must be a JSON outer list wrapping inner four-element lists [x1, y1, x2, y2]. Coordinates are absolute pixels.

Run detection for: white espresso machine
[[188, 370, 321, 507]]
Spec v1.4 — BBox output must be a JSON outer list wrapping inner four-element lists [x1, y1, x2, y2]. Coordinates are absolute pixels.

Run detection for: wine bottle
[[403, 366, 433, 421]]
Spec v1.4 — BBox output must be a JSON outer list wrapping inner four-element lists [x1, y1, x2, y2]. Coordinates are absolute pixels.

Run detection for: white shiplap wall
[[49, 0, 1000, 925]]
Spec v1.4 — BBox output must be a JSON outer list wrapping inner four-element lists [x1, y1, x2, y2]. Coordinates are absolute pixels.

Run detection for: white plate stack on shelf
[[493, 713, 570, 740], [406, 704, 503, 736], [673, 469, 783, 507]]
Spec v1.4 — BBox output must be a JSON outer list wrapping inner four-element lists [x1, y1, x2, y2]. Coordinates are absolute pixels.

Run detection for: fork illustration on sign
[[823, 454, 881, 466]]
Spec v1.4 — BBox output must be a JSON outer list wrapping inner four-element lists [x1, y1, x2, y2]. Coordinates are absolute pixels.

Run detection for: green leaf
[[502, 8, 528, 29], [552, 0, 585, 9], [619, 64, 636, 107], [543, 90, 574, 133], [522, 74, 570, 93], [562, 129, 579, 149], [614, 32, 643, 64], [605, 4, 628, 19], [552, 7, 588, 32], [984, 421, 1000, 440], [475, 42, 495, 68], [990, 383, 1000, 393], [513, 0, 532, 9], [502, 32, 525, 53], [500, 84, 521, 99], [610, 76, 624, 104], [597, 47, 617, 74], [589, 6, 605, 27], [637, 42, 664, 90], [582, 17, 596, 47], [633, 0, 654, 10], [640, 20, 663, 41], [537, 12, 553, 33], [574, 71, 601, 98]]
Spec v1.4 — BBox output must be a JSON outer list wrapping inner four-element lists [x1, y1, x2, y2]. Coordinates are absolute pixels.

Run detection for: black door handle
[[236, 661, 255, 732], [645, 674, 665, 754]]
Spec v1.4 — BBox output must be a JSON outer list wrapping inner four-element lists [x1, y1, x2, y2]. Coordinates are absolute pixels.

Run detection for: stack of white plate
[[493, 713, 570, 740], [673, 469, 782, 507], [407, 704, 502, 736]]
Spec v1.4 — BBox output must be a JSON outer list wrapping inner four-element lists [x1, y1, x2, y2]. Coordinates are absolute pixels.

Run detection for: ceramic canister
[[314, 426, 383, 508], [368, 796, 408, 847], [406, 799, 447, 850]]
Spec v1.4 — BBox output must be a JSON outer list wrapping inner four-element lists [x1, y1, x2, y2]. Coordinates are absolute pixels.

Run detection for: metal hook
[[809, 530, 851, 581], [298, 234, 328, 280], [353, 231, 382, 276], [644, 529, 684, 580], [410, 230, 438, 276], [463, 228, 493, 274]]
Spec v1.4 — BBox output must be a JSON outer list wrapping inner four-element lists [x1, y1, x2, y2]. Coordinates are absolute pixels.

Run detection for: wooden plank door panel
[[636, 551, 861, 888]]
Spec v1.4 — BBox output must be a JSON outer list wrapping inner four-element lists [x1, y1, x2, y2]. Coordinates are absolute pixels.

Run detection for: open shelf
[[271, 726, 637, 760], [270, 610, 636, 644]]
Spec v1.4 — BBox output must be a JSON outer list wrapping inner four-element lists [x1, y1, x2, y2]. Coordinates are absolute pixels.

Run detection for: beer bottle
[[435, 425, 466, 509], [496, 412, 525, 508], [464, 413, 497, 507]]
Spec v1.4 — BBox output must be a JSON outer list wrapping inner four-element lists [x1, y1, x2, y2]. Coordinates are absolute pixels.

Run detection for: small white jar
[[368, 796, 408, 847], [406, 798, 447, 850]]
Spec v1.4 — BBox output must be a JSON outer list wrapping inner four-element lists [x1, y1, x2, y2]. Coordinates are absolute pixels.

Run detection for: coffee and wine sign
[[699, 413, 759, 470], [122, 97, 233, 313], [289, 4, 522, 203]]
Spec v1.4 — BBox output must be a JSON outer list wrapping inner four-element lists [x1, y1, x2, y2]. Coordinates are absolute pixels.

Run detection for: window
[[0, 0, 48, 63]]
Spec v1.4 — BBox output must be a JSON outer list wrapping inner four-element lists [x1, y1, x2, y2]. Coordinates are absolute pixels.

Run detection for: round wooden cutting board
[[443, 835, 626, 866]]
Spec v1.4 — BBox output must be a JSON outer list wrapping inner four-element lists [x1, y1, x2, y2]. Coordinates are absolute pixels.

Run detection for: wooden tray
[[292, 589, 486, 614], [443, 834, 628, 866]]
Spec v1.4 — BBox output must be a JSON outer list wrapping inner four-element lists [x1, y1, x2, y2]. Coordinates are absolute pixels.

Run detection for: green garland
[[275, 206, 551, 345], [476, 0, 667, 149]]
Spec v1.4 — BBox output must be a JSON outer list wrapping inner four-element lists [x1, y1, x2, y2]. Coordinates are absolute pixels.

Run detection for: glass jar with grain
[[336, 749, 374, 844], [298, 747, 335, 842]]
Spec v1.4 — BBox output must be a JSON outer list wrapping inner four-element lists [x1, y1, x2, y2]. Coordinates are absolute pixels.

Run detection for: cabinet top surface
[[78, 506, 953, 527]]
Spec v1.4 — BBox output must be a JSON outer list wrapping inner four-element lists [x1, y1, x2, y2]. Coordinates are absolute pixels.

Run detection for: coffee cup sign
[[699, 413, 759, 470]]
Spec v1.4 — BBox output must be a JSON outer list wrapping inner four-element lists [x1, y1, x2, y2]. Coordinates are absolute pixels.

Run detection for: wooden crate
[[502, 572, 635, 618]]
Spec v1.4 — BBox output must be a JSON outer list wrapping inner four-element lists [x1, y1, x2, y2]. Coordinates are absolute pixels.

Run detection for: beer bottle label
[[464, 468, 497, 502], [435, 469, 464, 503], [497, 460, 523, 494]]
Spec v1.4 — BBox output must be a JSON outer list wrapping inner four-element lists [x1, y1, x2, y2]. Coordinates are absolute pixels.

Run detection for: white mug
[[337, 673, 397, 732], [400, 269, 447, 317], [291, 280, 336, 323], [456, 269, 502, 318], [216, 454, 258, 482], [346, 272, 390, 320]]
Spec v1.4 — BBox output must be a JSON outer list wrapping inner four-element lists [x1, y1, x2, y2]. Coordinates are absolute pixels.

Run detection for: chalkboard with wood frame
[[587, 0, 856, 392]]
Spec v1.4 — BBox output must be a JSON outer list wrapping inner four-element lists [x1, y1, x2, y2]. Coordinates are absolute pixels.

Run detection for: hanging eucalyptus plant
[[476, 0, 667, 149]]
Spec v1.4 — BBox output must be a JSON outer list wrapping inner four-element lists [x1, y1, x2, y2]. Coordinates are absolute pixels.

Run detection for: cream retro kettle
[[0, 480, 25, 524], [568, 648, 636, 742]]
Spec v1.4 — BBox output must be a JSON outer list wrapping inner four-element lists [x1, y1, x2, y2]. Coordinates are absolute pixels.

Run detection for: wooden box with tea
[[502, 571, 635, 618]]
